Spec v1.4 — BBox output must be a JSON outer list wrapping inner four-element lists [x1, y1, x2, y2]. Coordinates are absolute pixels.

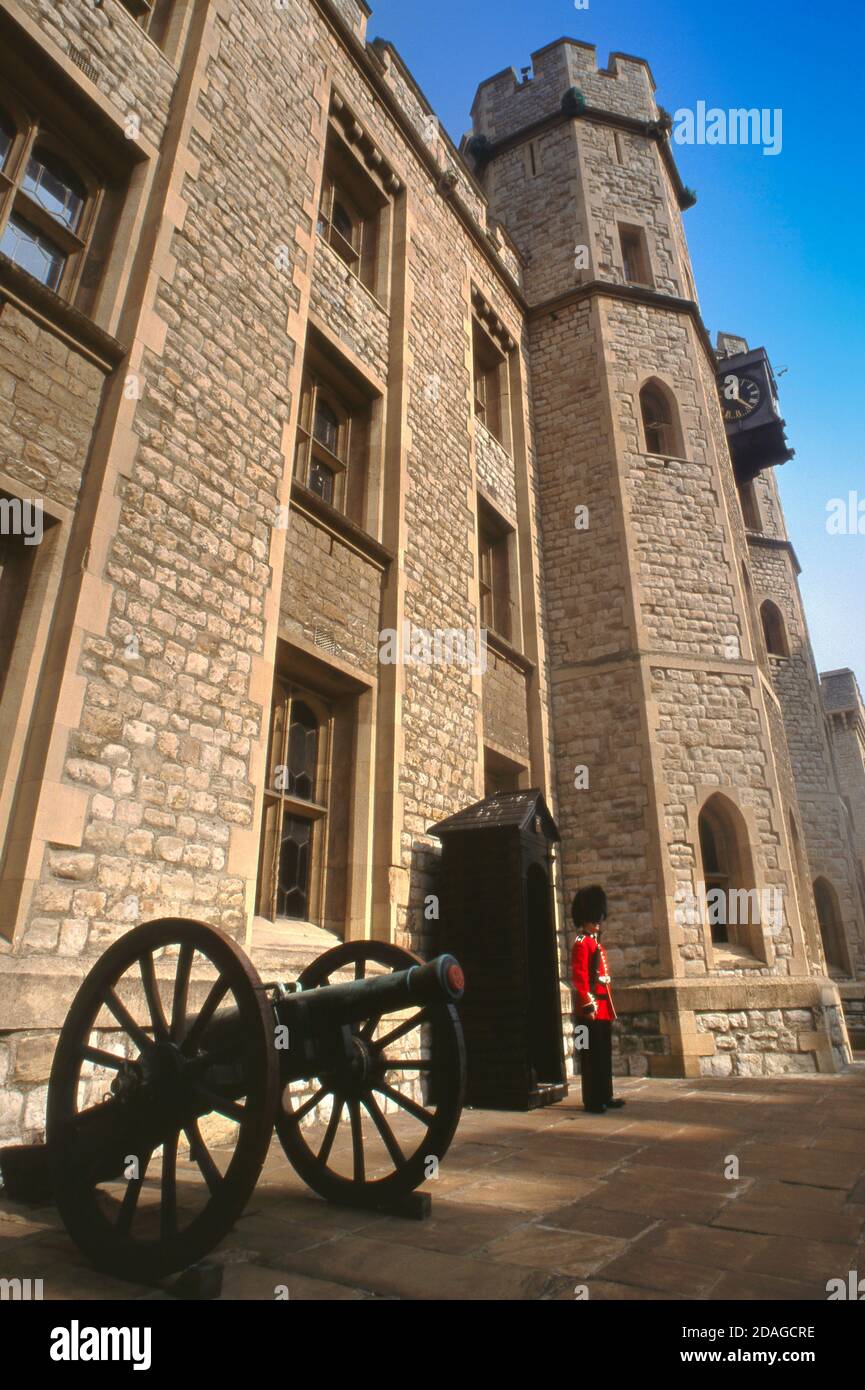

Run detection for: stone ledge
[[617, 975, 842, 1015]]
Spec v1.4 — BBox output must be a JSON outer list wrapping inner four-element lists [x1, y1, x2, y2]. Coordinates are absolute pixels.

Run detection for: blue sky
[[367, 0, 865, 679]]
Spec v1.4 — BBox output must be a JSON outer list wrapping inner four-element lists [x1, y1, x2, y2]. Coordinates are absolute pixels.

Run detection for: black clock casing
[[715, 337, 794, 484]]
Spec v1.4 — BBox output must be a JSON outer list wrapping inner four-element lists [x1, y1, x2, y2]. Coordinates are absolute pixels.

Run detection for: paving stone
[[712, 1269, 829, 1301], [629, 1220, 771, 1270], [712, 1202, 864, 1244], [539, 1203, 656, 1240], [217, 1262, 372, 1300], [595, 1251, 721, 1297], [265, 1234, 557, 1300], [483, 1224, 625, 1277], [744, 1235, 859, 1285]]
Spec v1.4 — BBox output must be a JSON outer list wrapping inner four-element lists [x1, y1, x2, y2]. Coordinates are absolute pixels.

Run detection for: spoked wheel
[[275, 941, 466, 1205], [46, 918, 278, 1282]]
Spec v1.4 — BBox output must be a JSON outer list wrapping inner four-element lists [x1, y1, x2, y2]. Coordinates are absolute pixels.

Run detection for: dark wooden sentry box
[[429, 791, 568, 1110]]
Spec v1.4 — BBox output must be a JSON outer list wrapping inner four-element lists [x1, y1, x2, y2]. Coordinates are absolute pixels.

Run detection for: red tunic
[[572, 931, 617, 1021]]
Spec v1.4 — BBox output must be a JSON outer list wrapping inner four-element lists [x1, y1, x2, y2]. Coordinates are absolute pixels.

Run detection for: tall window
[[760, 600, 789, 658], [0, 106, 99, 299], [640, 382, 680, 457], [0, 515, 37, 708], [258, 685, 329, 923], [739, 480, 762, 532], [472, 319, 508, 449], [478, 499, 514, 641], [619, 223, 653, 287], [813, 877, 847, 974], [699, 810, 731, 945], [295, 377, 349, 510], [118, 0, 175, 47], [698, 793, 758, 950], [0, 110, 14, 170], [316, 136, 384, 295]]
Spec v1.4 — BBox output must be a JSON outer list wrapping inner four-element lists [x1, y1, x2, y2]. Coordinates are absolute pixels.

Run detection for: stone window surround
[[477, 491, 519, 646], [686, 787, 777, 972], [259, 636, 377, 945], [0, 89, 105, 306], [470, 285, 518, 458], [758, 597, 791, 661], [637, 372, 688, 462], [322, 90, 403, 311], [257, 680, 332, 928], [0, 476, 71, 939], [295, 322, 386, 541], [0, 9, 160, 346], [617, 219, 654, 290]]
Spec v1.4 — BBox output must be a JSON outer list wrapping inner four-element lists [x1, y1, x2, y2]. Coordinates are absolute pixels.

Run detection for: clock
[[720, 371, 762, 422]]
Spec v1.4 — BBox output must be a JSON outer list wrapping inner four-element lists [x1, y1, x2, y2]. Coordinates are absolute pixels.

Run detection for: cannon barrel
[[194, 953, 465, 1063], [286, 952, 465, 1026]]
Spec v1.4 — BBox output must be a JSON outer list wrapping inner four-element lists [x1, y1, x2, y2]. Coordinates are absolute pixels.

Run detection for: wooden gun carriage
[[0, 918, 466, 1283]]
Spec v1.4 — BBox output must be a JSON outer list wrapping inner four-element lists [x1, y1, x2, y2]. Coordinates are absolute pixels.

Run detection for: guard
[[571, 885, 626, 1114]]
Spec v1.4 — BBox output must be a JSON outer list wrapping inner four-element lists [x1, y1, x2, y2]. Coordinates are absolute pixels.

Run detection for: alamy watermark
[[675, 883, 784, 929], [826, 491, 865, 535], [673, 103, 782, 157], [379, 621, 487, 675], [0, 496, 43, 545]]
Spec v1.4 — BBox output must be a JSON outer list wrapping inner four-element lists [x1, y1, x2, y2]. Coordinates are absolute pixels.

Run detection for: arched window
[[640, 381, 681, 457], [0, 108, 15, 169], [22, 146, 86, 231], [760, 600, 789, 658], [813, 877, 847, 974], [698, 793, 758, 949]]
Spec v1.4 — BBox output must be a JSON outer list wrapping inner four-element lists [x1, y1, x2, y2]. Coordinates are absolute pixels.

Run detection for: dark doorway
[[525, 864, 562, 1085]]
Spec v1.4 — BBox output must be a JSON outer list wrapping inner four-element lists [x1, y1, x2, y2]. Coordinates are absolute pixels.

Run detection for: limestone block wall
[[0, 305, 104, 513], [823, 670, 865, 882], [482, 125, 584, 306], [11, 0, 178, 144], [475, 419, 517, 522], [482, 648, 530, 764], [310, 235, 389, 382], [471, 40, 657, 143], [279, 509, 382, 678], [746, 535, 865, 980]]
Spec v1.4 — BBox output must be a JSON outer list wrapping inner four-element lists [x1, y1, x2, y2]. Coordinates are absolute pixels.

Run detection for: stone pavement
[[2, 1070, 864, 1301]]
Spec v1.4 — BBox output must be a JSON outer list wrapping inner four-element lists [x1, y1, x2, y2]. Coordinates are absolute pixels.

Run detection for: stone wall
[[0, 303, 104, 511]]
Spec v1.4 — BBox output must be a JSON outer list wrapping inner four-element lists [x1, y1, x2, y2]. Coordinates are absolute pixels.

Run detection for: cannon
[[0, 917, 466, 1282]]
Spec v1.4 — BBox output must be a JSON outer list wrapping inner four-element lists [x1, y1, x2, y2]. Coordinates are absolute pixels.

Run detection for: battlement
[[470, 37, 658, 142], [329, 0, 371, 43], [822, 669, 865, 718]]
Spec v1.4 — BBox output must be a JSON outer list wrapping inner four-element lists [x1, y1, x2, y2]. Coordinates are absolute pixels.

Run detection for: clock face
[[721, 372, 762, 421]]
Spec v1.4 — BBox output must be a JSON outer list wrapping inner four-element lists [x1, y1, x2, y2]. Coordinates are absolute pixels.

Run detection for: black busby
[[572, 884, 608, 928]]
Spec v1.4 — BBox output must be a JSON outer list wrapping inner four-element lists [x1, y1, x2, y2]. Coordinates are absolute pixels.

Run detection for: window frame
[[0, 95, 102, 302], [619, 222, 653, 288], [294, 375, 352, 512], [639, 379, 685, 459], [316, 130, 387, 299], [477, 497, 515, 643], [258, 682, 331, 925], [472, 317, 509, 451]]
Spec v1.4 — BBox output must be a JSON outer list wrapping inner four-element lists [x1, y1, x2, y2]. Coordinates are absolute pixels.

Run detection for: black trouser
[[579, 1018, 613, 1110]]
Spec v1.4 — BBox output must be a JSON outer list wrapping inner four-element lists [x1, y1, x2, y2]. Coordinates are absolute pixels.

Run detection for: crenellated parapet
[[470, 38, 659, 142]]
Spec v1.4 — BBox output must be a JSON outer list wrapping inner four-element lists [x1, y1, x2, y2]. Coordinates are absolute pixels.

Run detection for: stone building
[[0, 0, 863, 1141]]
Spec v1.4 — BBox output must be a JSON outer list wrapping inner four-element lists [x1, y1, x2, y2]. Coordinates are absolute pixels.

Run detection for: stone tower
[[467, 39, 850, 1076], [744, 466, 865, 999]]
